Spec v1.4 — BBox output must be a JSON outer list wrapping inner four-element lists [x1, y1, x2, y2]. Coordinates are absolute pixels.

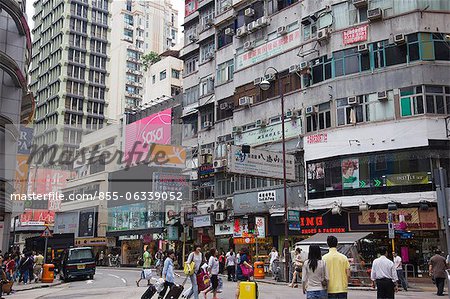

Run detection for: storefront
[[349, 206, 440, 275], [215, 221, 234, 252], [193, 214, 214, 249]]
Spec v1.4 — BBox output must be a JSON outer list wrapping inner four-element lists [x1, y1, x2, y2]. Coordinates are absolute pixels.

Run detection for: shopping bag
[[143, 268, 152, 280]]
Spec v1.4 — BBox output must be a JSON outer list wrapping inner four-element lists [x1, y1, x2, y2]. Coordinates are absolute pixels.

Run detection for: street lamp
[[259, 67, 290, 282]]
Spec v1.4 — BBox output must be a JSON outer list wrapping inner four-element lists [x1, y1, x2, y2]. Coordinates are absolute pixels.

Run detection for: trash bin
[[42, 264, 55, 283], [254, 261, 265, 279]]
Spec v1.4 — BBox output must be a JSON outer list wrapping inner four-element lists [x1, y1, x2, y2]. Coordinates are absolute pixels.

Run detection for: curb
[[13, 281, 63, 293]]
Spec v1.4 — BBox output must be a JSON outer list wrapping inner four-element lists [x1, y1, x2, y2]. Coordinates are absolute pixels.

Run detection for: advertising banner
[[228, 145, 295, 180], [357, 208, 438, 230], [147, 144, 186, 168], [14, 155, 30, 195], [255, 216, 266, 238], [236, 30, 301, 69], [78, 209, 95, 237], [167, 226, 179, 241], [193, 214, 212, 228], [386, 172, 430, 186], [20, 209, 55, 226], [343, 25, 368, 45], [341, 158, 359, 189], [215, 221, 234, 236], [108, 203, 149, 231], [234, 118, 301, 146], [125, 108, 172, 163], [54, 212, 78, 234]]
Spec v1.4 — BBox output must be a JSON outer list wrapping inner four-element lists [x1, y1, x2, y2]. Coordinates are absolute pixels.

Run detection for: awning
[[295, 232, 372, 246]]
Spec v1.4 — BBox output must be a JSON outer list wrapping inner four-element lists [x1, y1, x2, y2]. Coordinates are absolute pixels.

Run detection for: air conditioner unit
[[243, 41, 255, 50], [220, 102, 230, 110], [289, 64, 300, 73], [377, 91, 388, 101], [347, 96, 358, 105], [215, 212, 226, 222], [317, 28, 330, 41], [256, 119, 267, 127], [352, 0, 368, 8], [247, 21, 257, 32], [204, 52, 214, 61], [254, 77, 263, 86], [368, 8, 382, 21], [239, 96, 253, 106], [201, 148, 212, 155], [394, 34, 405, 44], [358, 43, 369, 52], [236, 26, 247, 38], [305, 106, 318, 115], [213, 160, 223, 168], [225, 28, 235, 36], [299, 61, 309, 70], [256, 16, 269, 28], [232, 126, 242, 133], [285, 110, 294, 118], [203, 121, 213, 128], [277, 26, 288, 35], [189, 34, 198, 42], [265, 73, 275, 81], [244, 8, 255, 17]]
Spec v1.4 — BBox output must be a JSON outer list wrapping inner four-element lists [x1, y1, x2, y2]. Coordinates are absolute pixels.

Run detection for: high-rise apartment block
[[30, 0, 111, 158], [109, 0, 179, 120]]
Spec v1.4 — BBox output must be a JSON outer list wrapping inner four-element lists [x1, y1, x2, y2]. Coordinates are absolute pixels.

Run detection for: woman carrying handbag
[[235, 247, 254, 299], [302, 245, 328, 299]]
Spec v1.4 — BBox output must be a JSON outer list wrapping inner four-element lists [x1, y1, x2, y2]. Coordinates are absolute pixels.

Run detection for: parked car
[[59, 247, 96, 282]]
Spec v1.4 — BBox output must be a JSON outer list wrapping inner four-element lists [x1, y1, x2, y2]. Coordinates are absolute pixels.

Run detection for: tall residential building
[[30, 0, 111, 159], [181, 0, 450, 263], [0, 0, 34, 251], [109, 0, 179, 120]]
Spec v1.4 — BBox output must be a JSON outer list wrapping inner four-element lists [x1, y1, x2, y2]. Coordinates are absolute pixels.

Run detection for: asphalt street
[[8, 267, 440, 299]]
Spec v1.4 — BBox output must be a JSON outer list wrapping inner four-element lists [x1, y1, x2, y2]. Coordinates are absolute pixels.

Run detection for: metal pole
[[436, 168, 450, 253], [44, 237, 48, 264]]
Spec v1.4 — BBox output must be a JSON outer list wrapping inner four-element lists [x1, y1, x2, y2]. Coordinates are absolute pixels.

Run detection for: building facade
[[0, 0, 34, 252], [30, 0, 111, 159], [180, 0, 450, 272], [108, 0, 179, 120]]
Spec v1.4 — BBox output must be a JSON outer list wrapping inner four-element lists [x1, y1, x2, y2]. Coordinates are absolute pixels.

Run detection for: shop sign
[[153, 173, 190, 195], [306, 133, 328, 144], [167, 226, 179, 241], [20, 209, 55, 226], [215, 222, 233, 236], [298, 211, 348, 235], [236, 30, 301, 69], [289, 222, 301, 231], [54, 212, 78, 234], [288, 210, 300, 222], [257, 190, 276, 203], [14, 155, 30, 196], [255, 217, 265, 238], [385, 172, 430, 186], [233, 237, 271, 245], [233, 218, 249, 237], [75, 237, 107, 247], [118, 235, 140, 240], [18, 126, 33, 154], [228, 146, 296, 180], [198, 164, 214, 179], [234, 118, 301, 146], [147, 144, 186, 168], [343, 24, 368, 45], [193, 214, 212, 228], [358, 208, 438, 230]]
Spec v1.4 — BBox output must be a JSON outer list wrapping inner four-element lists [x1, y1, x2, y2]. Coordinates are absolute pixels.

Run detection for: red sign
[[307, 133, 328, 144], [20, 209, 55, 226], [298, 212, 348, 235], [343, 25, 368, 45], [40, 226, 53, 238]]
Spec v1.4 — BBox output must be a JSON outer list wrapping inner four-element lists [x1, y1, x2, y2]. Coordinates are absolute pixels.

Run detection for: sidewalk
[[7, 280, 63, 293]]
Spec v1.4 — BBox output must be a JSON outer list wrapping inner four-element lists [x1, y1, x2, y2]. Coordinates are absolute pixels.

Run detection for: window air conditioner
[[347, 96, 358, 105], [256, 119, 267, 127], [243, 41, 255, 50], [215, 212, 226, 222], [358, 44, 369, 52], [220, 102, 230, 110], [368, 8, 382, 21], [254, 77, 263, 86], [244, 8, 255, 17], [247, 21, 257, 32], [305, 106, 318, 115], [264, 73, 275, 81], [299, 61, 309, 70], [289, 64, 300, 73], [394, 34, 405, 44], [225, 28, 235, 36], [256, 16, 269, 28], [203, 121, 213, 128], [277, 26, 288, 35], [213, 160, 223, 168], [236, 26, 247, 38], [232, 126, 243, 133], [317, 28, 330, 41], [201, 148, 212, 155], [239, 96, 253, 106], [189, 34, 198, 42], [377, 91, 388, 101]]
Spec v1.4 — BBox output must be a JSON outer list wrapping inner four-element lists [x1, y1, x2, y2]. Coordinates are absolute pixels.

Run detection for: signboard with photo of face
[[341, 158, 359, 189]]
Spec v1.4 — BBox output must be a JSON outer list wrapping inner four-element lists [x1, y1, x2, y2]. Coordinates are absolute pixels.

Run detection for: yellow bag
[[183, 261, 195, 276]]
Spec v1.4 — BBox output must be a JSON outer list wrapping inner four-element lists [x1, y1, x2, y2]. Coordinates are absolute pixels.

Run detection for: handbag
[[240, 264, 254, 278], [143, 268, 152, 280], [196, 269, 210, 292], [184, 261, 195, 276], [321, 261, 328, 288]]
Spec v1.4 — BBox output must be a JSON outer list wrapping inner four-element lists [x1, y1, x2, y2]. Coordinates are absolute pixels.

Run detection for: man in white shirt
[[393, 252, 407, 291], [269, 247, 279, 275], [371, 247, 398, 299], [225, 248, 236, 281]]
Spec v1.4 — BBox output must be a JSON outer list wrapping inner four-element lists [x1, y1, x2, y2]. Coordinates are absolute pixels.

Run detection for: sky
[[26, 0, 185, 33]]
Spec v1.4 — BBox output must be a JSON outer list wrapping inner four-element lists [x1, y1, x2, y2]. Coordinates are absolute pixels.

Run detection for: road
[[9, 267, 438, 299]]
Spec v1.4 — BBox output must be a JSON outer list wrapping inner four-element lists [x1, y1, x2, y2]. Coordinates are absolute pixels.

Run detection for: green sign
[[386, 172, 430, 186], [373, 179, 382, 187], [288, 210, 300, 222]]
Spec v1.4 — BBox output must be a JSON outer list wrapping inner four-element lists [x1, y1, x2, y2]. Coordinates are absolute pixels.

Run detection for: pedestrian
[[33, 251, 44, 283], [18, 252, 33, 284], [186, 244, 205, 299], [392, 252, 407, 291], [429, 249, 448, 296], [201, 248, 220, 299], [235, 247, 253, 299], [226, 248, 237, 282], [289, 247, 303, 288], [158, 250, 179, 299], [218, 249, 225, 275], [371, 247, 398, 299], [155, 248, 164, 276], [302, 245, 328, 299], [322, 236, 350, 299], [99, 251, 105, 266], [136, 246, 152, 287], [269, 247, 279, 274], [5, 255, 15, 281]]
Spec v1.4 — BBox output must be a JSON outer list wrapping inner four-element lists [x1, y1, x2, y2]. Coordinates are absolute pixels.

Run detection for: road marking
[[108, 274, 120, 279], [86, 280, 94, 284], [121, 278, 126, 284]]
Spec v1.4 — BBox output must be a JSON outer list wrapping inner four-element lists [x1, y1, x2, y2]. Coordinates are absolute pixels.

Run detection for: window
[[200, 5, 214, 30], [217, 98, 233, 120], [87, 101, 104, 115], [217, 24, 234, 49], [401, 85, 450, 117], [184, 56, 199, 75], [200, 107, 214, 129], [182, 115, 198, 139], [65, 97, 83, 111], [171, 69, 180, 79], [306, 102, 331, 132], [336, 96, 368, 126], [124, 29, 133, 38], [216, 60, 234, 84], [124, 14, 134, 26], [311, 55, 332, 84], [171, 86, 181, 96], [64, 112, 82, 126], [200, 76, 214, 97], [333, 47, 370, 77], [183, 86, 199, 106], [200, 40, 215, 63], [160, 70, 167, 80], [152, 75, 156, 84]]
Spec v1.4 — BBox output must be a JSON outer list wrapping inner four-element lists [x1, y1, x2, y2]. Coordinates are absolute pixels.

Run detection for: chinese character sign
[[343, 25, 368, 45]]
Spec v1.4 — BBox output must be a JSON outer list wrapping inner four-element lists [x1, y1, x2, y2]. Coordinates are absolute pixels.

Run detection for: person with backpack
[[201, 248, 220, 299], [302, 245, 328, 299], [18, 252, 33, 284], [185, 245, 204, 299]]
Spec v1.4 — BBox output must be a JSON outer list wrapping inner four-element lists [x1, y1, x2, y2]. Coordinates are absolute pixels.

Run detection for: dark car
[[59, 247, 96, 282]]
